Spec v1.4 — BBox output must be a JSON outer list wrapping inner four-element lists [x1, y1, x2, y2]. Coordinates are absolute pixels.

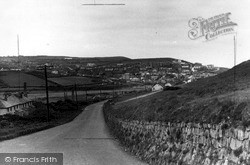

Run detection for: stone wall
[[104, 103, 250, 165]]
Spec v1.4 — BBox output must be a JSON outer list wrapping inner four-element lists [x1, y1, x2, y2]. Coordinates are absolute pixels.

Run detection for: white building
[[0, 92, 33, 116], [165, 83, 172, 87], [152, 84, 164, 92], [51, 70, 59, 74], [207, 64, 214, 69], [87, 63, 96, 67]]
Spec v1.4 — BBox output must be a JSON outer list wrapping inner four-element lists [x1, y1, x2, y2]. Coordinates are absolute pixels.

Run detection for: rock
[[219, 129, 223, 138], [235, 139, 243, 149], [244, 131, 250, 140], [215, 160, 223, 165], [229, 151, 239, 163], [218, 148, 226, 159], [230, 138, 237, 150], [243, 140, 249, 151], [204, 158, 211, 165], [237, 129, 244, 141], [222, 159, 229, 165]]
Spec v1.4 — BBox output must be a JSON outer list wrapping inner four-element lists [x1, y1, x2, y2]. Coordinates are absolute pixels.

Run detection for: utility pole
[[44, 65, 50, 122], [113, 82, 115, 99], [85, 86, 88, 102], [233, 34, 237, 105], [234, 35, 237, 84], [75, 83, 79, 111]]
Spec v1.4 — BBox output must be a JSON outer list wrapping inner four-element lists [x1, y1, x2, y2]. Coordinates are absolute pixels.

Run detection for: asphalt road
[[0, 101, 146, 165], [117, 91, 160, 104]]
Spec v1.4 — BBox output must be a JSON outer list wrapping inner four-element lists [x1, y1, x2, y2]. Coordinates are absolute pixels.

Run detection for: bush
[[0, 120, 10, 128], [2, 114, 26, 122], [50, 99, 77, 112], [26, 101, 58, 121], [163, 86, 181, 91]]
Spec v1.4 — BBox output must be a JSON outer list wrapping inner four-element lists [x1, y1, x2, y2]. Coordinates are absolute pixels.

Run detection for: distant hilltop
[[0, 55, 225, 69], [0, 55, 131, 63]]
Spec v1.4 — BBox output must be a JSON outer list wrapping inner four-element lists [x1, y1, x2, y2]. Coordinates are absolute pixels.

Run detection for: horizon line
[[82, 3, 125, 5]]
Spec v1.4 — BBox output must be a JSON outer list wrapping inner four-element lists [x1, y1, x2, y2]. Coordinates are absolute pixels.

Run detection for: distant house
[[64, 57, 72, 60], [130, 77, 140, 82], [164, 83, 172, 87], [51, 70, 59, 74], [151, 75, 159, 81], [152, 84, 164, 92], [117, 63, 123, 66], [122, 73, 130, 80], [182, 68, 191, 75], [193, 63, 203, 70], [0, 92, 33, 116], [105, 68, 114, 71], [181, 64, 190, 69], [207, 64, 214, 69], [87, 63, 96, 67]]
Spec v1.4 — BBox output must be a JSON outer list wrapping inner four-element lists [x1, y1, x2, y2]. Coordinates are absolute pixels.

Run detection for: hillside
[[112, 60, 250, 127], [12, 55, 131, 65], [183, 60, 250, 96], [133, 57, 188, 63]]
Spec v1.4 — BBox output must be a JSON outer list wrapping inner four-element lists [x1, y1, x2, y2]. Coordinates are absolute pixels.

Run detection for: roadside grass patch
[[112, 88, 250, 127]]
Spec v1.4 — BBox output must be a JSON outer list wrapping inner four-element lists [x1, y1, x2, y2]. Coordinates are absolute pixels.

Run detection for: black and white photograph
[[0, 0, 250, 164]]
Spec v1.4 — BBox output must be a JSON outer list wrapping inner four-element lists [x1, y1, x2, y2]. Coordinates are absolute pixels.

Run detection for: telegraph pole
[[99, 84, 102, 95], [85, 86, 88, 102], [113, 82, 115, 99], [233, 34, 237, 104], [44, 65, 50, 122], [75, 83, 79, 111]]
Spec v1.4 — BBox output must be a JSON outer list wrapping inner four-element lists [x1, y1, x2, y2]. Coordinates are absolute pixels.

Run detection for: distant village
[[0, 56, 227, 87]]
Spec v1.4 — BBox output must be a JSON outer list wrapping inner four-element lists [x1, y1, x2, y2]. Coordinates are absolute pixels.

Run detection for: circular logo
[[5, 157, 11, 162]]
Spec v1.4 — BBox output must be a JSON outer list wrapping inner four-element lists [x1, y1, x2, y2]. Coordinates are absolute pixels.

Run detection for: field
[[48, 76, 100, 86], [0, 71, 57, 87]]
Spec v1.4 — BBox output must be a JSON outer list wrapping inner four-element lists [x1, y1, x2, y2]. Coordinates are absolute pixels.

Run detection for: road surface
[[0, 101, 146, 165], [117, 91, 161, 104]]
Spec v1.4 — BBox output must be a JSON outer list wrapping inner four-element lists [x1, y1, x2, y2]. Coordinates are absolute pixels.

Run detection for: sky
[[0, 0, 250, 68]]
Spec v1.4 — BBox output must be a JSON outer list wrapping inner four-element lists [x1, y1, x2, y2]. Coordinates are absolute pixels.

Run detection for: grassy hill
[[18, 55, 132, 66], [183, 60, 250, 96], [112, 60, 250, 127]]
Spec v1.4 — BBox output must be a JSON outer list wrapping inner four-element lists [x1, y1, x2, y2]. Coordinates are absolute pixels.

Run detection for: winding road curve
[[0, 101, 146, 165]]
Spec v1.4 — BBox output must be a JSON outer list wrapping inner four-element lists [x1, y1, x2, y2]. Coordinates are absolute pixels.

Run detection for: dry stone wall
[[104, 103, 250, 165]]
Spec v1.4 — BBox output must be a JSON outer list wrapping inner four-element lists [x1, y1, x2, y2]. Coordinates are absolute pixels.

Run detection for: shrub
[[233, 146, 243, 157], [50, 99, 77, 112], [26, 101, 58, 121], [0, 120, 10, 128]]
